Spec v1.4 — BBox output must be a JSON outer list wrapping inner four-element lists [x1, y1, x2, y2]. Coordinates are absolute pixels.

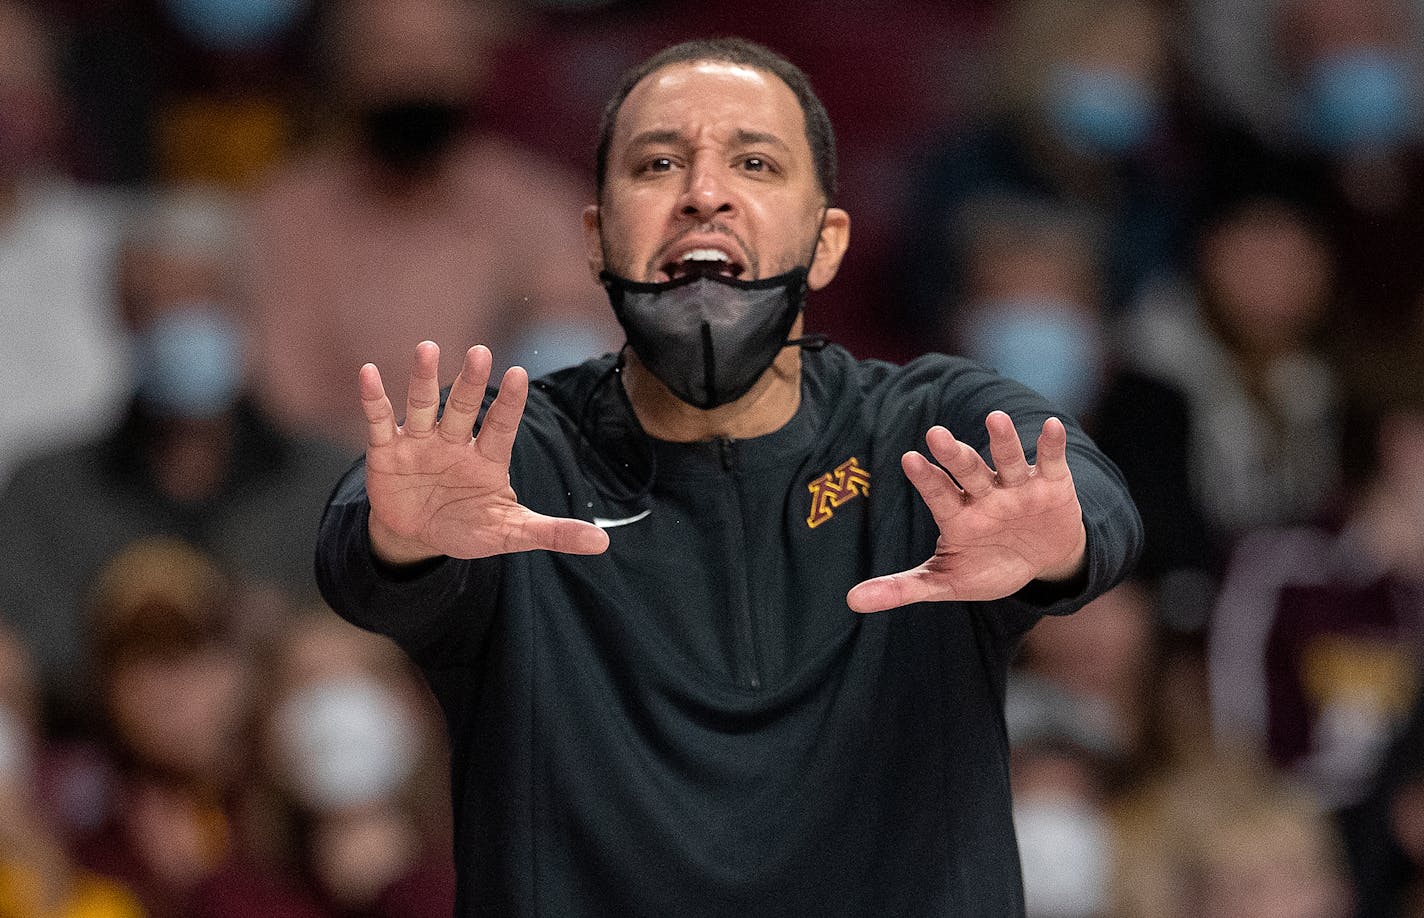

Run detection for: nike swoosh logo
[[592, 509, 652, 529]]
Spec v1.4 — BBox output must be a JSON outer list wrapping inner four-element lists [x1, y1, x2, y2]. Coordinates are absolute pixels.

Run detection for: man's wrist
[[1036, 522, 1088, 583], [368, 515, 442, 567]]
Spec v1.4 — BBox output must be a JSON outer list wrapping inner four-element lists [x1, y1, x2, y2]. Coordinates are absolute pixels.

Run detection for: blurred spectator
[[1008, 584, 1175, 915], [245, 0, 616, 447], [0, 623, 145, 917], [1113, 753, 1353, 917], [72, 539, 251, 916], [1209, 361, 1424, 810], [56, 0, 317, 188], [0, 0, 131, 486], [0, 186, 352, 713], [150, 0, 314, 188], [229, 609, 454, 918], [1190, 0, 1424, 341], [1018, 582, 1156, 759], [943, 195, 1210, 625], [1122, 184, 1342, 586], [895, 0, 1192, 346], [952, 196, 1110, 422], [1007, 673, 1123, 918], [63, 538, 323, 918], [1187, 0, 1424, 149]]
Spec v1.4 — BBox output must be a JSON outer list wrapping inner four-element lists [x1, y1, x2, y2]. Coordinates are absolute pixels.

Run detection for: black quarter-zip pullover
[[316, 344, 1142, 917]]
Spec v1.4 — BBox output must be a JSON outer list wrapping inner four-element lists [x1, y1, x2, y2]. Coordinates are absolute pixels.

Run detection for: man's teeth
[[681, 249, 730, 262]]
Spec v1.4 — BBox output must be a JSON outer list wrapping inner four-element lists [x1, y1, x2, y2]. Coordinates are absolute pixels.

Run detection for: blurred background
[[0, 0, 1423, 915]]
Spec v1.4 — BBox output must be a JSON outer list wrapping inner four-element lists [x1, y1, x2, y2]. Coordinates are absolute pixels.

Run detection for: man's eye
[[644, 157, 674, 173], [742, 157, 768, 172]]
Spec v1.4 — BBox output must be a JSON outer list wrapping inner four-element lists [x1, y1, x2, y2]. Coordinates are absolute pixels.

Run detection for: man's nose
[[677, 158, 735, 220]]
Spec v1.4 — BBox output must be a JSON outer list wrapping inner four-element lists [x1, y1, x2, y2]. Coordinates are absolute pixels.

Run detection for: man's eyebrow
[[624, 128, 792, 150], [734, 129, 790, 151], [627, 129, 686, 148]]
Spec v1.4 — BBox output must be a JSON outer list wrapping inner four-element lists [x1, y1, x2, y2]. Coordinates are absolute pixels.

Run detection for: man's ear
[[808, 207, 850, 291], [582, 204, 604, 281]]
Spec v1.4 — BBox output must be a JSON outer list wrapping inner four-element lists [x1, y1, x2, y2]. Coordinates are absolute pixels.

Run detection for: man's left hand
[[846, 411, 1086, 613]]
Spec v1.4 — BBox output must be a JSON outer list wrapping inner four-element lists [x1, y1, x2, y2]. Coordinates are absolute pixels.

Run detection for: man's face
[[585, 60, 848, 290]]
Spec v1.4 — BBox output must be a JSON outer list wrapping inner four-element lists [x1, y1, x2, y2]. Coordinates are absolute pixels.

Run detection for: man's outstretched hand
[[846, 412, 1086, 613], [361, 342, 610, 565]]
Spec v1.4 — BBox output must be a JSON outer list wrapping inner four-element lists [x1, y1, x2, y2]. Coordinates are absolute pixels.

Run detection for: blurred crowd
[[1, 0, 1423, 915]]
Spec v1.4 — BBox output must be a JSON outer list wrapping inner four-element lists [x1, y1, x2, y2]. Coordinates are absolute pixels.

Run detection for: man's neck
[[621, 344, 803, 442]]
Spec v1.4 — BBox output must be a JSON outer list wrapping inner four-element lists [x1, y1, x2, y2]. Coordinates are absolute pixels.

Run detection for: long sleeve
[[314, 460, 501, 669], [930, 359, 1145, 633], [1013, 406, 1144, 619]]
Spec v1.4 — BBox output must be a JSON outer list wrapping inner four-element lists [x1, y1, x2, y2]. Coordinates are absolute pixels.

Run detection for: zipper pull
[[718, 437, 735, 471]]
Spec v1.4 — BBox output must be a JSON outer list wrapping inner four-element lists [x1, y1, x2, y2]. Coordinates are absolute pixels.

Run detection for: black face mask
[[359, 99, 464, 175], [599, 265, 811, 410]]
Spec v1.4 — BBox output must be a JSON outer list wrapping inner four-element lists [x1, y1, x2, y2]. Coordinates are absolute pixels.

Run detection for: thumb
[[509, 512, 610, 556], [846, 567, 945, 614]]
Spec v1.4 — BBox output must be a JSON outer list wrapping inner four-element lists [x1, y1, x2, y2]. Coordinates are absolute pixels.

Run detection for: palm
[[847, 413, 1086, 613], [360, 343, 608, 563], [917, 470, 1083, 600], [366, 437, 521, 560]]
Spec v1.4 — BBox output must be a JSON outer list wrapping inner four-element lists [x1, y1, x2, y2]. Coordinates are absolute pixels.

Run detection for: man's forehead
[[614, 59, 806, 144], [642, 59, 772, 92]]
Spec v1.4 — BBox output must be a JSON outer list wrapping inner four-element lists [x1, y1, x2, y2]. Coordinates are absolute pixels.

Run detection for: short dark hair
[[594, 37, 837, 204]]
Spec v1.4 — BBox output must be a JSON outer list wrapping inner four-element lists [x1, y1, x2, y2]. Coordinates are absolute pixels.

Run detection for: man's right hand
[[360, 341, 610, 565]]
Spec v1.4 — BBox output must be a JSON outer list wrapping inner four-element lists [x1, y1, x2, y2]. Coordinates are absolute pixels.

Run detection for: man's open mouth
[[661, 248, 746, 281]]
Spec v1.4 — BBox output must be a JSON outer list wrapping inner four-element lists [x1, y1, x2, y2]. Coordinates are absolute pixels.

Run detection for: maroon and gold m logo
[[806, 457, 871, 529]]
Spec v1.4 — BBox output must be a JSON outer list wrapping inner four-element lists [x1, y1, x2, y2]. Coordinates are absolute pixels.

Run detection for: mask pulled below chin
[[600, 265, 809, 410]]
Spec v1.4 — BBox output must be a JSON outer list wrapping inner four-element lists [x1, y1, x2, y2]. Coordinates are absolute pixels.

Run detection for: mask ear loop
[[785, 332, 828, 350], [588, 215, 659, 506], [573, 345, 658, 509], [785, 207, 832, 352]]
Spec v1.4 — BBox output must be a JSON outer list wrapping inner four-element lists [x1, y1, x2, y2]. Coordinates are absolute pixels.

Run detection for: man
[[317, 38, 1142, 916]]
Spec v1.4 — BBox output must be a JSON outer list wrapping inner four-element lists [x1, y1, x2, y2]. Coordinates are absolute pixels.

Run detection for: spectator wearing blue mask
[[1188, 0, 1423, 155], [1189, 0, 1424, 341], [947, 194, 1215, 632], [0, 187, 351, 721], [893, 0, 1195, 351]]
